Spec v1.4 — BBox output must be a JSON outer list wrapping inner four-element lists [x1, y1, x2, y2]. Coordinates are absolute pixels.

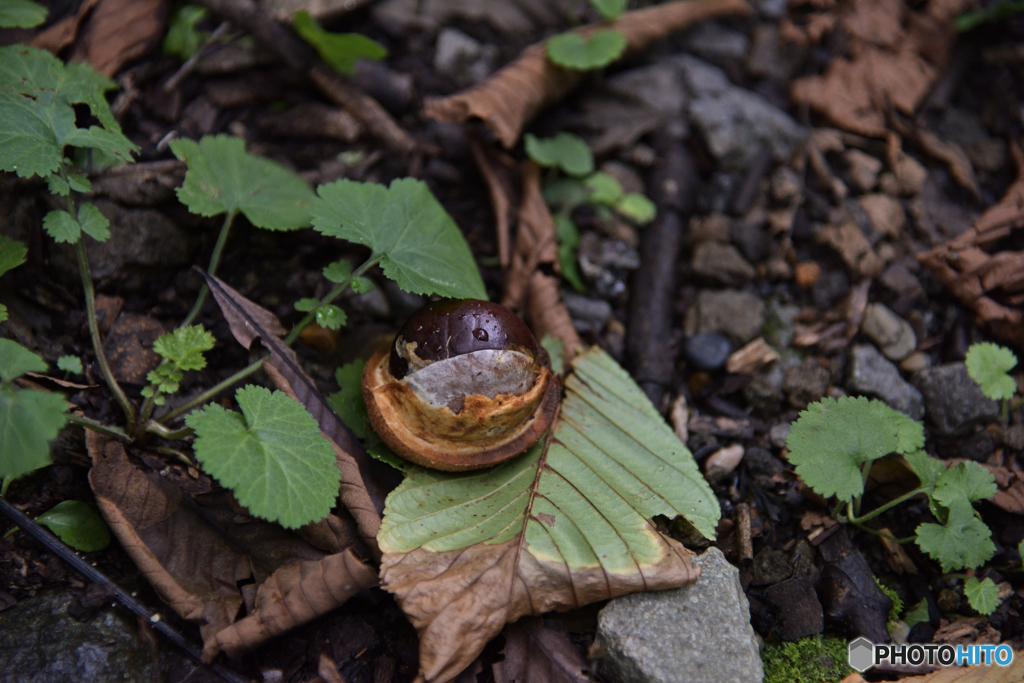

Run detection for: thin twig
[[164, 21, 232, 92], [0, 497, 252, 683]]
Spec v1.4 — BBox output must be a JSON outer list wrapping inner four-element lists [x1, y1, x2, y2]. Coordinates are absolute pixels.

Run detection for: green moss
[[762, 634, 853, 683], [875, 576, 904, 632]]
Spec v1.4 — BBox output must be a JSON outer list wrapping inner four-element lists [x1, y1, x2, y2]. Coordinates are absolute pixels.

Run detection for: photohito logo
[[847, 637, 1015, 672]]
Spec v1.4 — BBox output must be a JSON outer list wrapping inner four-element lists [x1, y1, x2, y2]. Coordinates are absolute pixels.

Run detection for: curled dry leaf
[[918, 144, 1024, 354], [87, 430, 378, 660], [492, 618, 590, 683], [378, 348, 717, 683], [500, 162, 583, 363], [424, 0, 752, 148], [33, 0, 167, 76], [201, 270, 392, 554]]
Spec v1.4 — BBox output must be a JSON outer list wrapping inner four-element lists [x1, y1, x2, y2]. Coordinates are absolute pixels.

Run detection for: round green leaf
[[965, 342, 1017, 400], [546, 30, 627, 71]]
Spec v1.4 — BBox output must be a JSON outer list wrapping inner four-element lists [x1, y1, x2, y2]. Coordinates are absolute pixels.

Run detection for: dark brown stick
[[626, 141, 699, 408], [0, 497, 252, 683]]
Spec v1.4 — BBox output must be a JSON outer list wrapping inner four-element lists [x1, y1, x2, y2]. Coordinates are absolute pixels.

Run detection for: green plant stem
[[181, 210, 237, 328], [145, 421, 194, 440], [854, 461, 873, 517], [156, 358, 263, 425], [283, 255, 380, 345], [137, 389, 159, 431], [845, 487, 926, 525], [0, 477, 9, 497], [74, 239, 137, 432], [67, 414, 132, 444], [848, 519, 916, 544]]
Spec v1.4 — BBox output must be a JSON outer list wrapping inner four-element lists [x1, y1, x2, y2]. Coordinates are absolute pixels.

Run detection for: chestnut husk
[[362, 344, 560, 472]]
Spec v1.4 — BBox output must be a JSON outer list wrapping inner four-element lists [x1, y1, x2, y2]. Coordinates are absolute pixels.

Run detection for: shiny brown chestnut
[[362, 299, 560, 471]]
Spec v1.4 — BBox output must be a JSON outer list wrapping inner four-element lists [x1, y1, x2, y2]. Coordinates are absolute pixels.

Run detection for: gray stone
[[564, 292, 613, 334], [746, 24, 800, 81], [754, 0, 789, 19], [680, 21, 750, 63], [763, 302, 800, 349], [940, 108, 1006, 173], [578, 232, 641, 298], [683, 333, 733, 371], [691, 241, 755, 286], [846, 344, 924, 419], [683, 289, 765, 345], [783, 358, 830, 409], [913, 363, 1001, 435], [606, 64, 688, 118], [752, 547, 792, 585], [861, 303, 917, 361], [811, 270, 849, 310], [769, 422, 791, 449], [731, 219, 768, 264], [433, 28, 494, 86], [0, 590, 158, 682], [595, 547, 763, 683], [673, 56, 806, 171]]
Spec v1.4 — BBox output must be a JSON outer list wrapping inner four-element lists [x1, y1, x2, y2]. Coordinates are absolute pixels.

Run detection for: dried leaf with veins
[[425, 0, 752, 148], [202, 270, 393, 554], [378, 348, 718, 682], [918, 143, 1024, 354]]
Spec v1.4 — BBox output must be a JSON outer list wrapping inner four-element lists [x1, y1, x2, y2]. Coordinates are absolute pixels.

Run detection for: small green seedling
[[525, 132, 594, 177], [547, 29, 627, 71], [787, 396, 997, 573], [295, 298, 347, 330], [56, 355, 83, 376], [0, 0, 47, 28], [35, 500, 111, 552], [963, 576, 1000, 615], [186, 386, 342, 528], [292, 10, 386, 76], [965, 341, 1017, 422], [163, 5, 210, 60], [140, 325, 215, 408], [0, 339, 69, 483]]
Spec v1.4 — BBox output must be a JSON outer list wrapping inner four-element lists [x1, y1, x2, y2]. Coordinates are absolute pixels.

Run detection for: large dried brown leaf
[[424, 0, 752, 148], [492, 619, 590, 683], [33, 0, 168, 76], [202, 271, 391, 555], [918, 144, 1024, 353], [896, 653, 1024, 682]]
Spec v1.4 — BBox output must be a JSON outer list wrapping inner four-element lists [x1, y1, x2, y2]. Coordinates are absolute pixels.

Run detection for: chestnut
[[362, 299, 560, 471]]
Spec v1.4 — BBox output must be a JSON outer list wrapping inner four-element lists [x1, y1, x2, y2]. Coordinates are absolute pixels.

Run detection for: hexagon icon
[[848, 637, 874, 672]]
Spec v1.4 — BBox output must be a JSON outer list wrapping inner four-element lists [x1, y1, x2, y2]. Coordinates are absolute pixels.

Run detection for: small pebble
[[683, 333, 733, 371], [705, 443, 745, 480]]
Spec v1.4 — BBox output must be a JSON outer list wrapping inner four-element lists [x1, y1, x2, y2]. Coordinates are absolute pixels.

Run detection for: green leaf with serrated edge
[[546, 29, 627, 71], [292, 10, 387, 76], [915, 500, 995, 573], [63, 125, 135, 163], [323, 259, 352, 283], [964, 577, 999, 615], [0, 89, 73, 179], [36, 500, 111, 552], [0, 0, 48, 28], [965, 342, 1018, 400], [47, 174, 69, 196], [617, 192, 656, 225], [0, 338, 46, 381], [584, 171, 622, 204], [67, 172, 90, 193], [169, 135, 315, 230], [378, 349, 718, 680], [185, 386, 341, 529], [56, 355, 82, 375], [525, 132, 594, 177], [153, 324, 215, 371], [540, 334, 564, 376], [786, 396, 925, 503], [367, 442, 407, 471], [933, 461, 997, 507], [311, 178, 487, 300], [42, 209, 80, 243], [315, 305, 346, 330], [589, 0, 627, 19], [904, 449, 944, 494], [327, 360, 370, 440], [0, 304, 7, 322], [294, 297, 318, 312], [0, 384, 67, 480], [163, 5, 209, 60], [77, 202, 110, 242], [0, 235, 27, 278]]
